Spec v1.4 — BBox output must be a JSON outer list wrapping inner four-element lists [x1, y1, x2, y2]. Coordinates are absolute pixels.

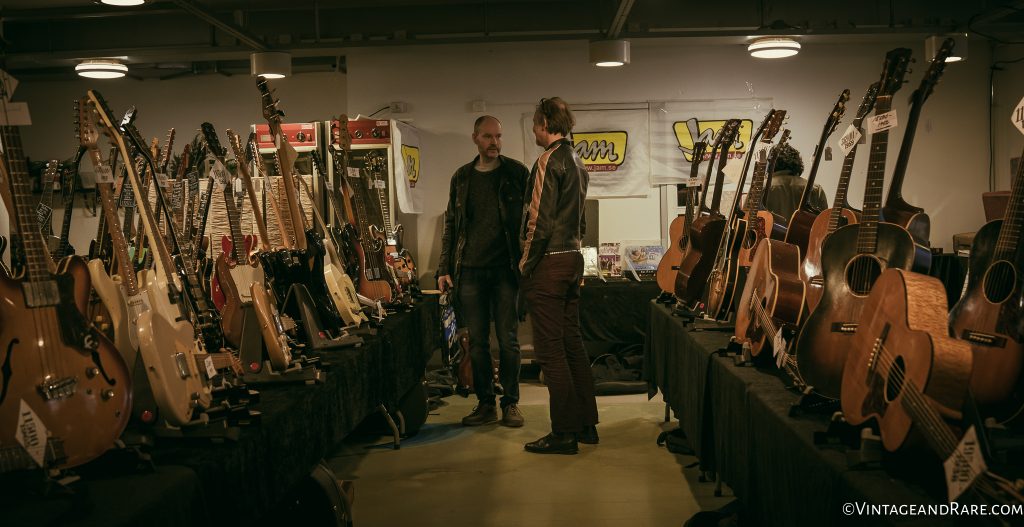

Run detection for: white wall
[[993, 46, 1024, 192], [6, 72, 346, 257], [346, 37, 992, 286]]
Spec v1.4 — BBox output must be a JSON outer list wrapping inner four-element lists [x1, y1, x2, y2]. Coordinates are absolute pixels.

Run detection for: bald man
[[439, 115, 530, 428]]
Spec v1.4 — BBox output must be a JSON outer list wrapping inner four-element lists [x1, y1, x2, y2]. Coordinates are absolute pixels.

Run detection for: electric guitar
[[0, 103, 131, 468], [949, 142, 1024, 426], [802, 85, 876, 312], [793, 48, 917, 399], [39, 160, 61, 254], [656, 141, 708, 295], [843, 268, 1024, 507], [52, 151, 82, 259], [366, 150, 416, 290], [881, 37, 957, 274], [89, 90, 215, 426]]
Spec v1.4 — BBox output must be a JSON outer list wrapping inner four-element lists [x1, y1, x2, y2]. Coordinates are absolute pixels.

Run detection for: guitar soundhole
[[884, 355, 906, 403], [742, 229, 758, 250], [845, 255, 882, 296], [982, 260, 1017, 304]]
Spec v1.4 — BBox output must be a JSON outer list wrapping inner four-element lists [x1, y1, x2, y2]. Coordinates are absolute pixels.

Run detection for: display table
[[579, 277, 660, 352], [3, 297, 440, 526], [643, 301, 956, 526]]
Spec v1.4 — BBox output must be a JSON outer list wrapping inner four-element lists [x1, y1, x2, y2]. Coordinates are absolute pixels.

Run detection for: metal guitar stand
[[236, 303, 326, 385], [283, 283, 364, 351]]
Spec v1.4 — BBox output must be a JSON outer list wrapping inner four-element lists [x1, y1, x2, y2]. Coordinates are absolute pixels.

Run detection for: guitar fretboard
[[857, 95, 893, 255], [995, 146, 1024, 260], [1, 126, 53, 282]]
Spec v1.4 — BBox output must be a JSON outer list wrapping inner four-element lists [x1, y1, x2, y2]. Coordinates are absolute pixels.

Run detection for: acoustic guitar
[[801, 85, 876, 312], [881, 38, 957, 274], [673, 119, 742, 308], [0, 108, 131, 469], [949, 143, 1024, 426], [733, 128, 792, 278], [843, 268, 1024, 506], [656, 140, 708, 295], [793, 48, 917, 399]]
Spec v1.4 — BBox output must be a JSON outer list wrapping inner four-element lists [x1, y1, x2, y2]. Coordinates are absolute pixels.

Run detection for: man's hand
[[438, 275, 454, 293]]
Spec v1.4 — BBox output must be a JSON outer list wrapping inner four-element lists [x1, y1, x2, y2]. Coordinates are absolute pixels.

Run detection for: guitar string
[[748, 289, 802, 383], [870, 342, 1024, 502]]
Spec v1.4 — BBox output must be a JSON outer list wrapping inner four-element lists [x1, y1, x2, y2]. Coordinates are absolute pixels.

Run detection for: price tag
[[836, 125, 863, 156], [866, 111, 898, 134], [233, 177, 244, 196], [346, 167, 360, 179], [684, 177, 703, 187], [16, 400, 47, 468], [204, 356, 217, 378], [171, 182, 184, 208], [188, 175, 200, 195], [36, 204, 52, 227], [156, 171, 170, 188], [94, 163, 115, 184], [373, 179, 386, 189], [772, 331, 787, 369], [944, 426, 987, 501], [120, 184, 136, 207], [1013, 95, 1024, 136]]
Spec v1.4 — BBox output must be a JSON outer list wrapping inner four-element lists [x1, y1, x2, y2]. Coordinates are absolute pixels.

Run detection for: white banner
[[649, 98, 772, 189], [391, 120, 423, 214], [522, 104, 650, 198]]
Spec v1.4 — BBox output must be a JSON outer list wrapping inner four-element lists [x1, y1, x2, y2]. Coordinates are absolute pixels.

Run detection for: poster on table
[[391, 120, 423, 214], [521, 104, 650, 198], [649, 99, 772, 203]]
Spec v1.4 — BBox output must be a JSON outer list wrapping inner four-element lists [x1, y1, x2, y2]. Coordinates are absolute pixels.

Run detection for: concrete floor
[[328, 382, 735, 527]]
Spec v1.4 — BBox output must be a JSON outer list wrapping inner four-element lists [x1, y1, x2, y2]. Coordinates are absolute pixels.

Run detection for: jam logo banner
[[391, 120, 423, 214]]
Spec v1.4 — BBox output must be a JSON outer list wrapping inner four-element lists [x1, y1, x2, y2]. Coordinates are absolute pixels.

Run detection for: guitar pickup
[[960, 330, 1006, 348], [174, 352, 192, 380], [830, 322, 858, 334], [22, 281, 60, 308]]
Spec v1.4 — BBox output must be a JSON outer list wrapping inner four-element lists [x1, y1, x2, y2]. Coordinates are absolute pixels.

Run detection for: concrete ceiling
[[1, 0, 1021, 80]]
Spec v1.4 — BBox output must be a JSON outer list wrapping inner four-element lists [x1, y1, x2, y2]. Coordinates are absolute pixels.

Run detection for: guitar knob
[[102, 389, 115, 400], [86, 367, 99, 378]]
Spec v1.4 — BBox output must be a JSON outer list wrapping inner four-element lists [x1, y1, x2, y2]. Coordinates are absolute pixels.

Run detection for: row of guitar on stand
[[0, 77, 422, 480], [655, 40, 1024, 509]]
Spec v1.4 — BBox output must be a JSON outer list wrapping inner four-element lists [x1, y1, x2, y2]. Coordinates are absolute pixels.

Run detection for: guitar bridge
[[960, 330, 1007, 348], [830, 322, 858, 334], [22, 281, 60, 308], [38, 375, 77, 400], [810, 277, 824, 286], [174, 352, 192, 379]]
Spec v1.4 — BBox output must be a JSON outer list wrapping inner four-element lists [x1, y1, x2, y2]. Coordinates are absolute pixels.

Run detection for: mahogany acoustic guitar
[[656, 140, 707, 295]]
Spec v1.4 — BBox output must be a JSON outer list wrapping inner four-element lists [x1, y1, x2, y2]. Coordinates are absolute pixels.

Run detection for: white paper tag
[[204, 356, 217, 378], [773, 331, 787, 369], [94, 163, 115, 184], [156, 171, 170, 188], [836, 125, 863, 156], [866, 111, 898, 134], [233, 178, 243, 195], [373, 179, 386, 189], [1013, 95, 1024, 136], [944, 425, 987, 501], [346, 167, 360, 179], [684, 177, 703, 187], [16, 400, 47, 468]]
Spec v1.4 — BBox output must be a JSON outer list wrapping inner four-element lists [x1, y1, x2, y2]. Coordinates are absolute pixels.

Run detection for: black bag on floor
[[592, 344, 646, 395]]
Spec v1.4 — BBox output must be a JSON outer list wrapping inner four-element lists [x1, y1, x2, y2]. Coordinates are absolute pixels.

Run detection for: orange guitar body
[[657, 214, 687, 294], [0, 256, 131, 469], [801, 207, 859, 312]]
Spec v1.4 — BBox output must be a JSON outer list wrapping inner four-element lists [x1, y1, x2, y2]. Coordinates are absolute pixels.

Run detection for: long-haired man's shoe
[[578, 425, 599, 445], [524, 432, 578, 455], [461, 404, 498, 426]]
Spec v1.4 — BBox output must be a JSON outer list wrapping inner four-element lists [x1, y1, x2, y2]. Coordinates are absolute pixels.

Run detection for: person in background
[[763, 143, 829, 221], [438, 115, 529, 428], [519, 97, 598, 455]]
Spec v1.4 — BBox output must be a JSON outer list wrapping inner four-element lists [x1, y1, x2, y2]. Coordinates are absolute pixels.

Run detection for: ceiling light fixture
[[100, 0, 146, 6], [251, 51, 292, 79], [76, 59, 128, 79], [589, 40, 630, 67], [747, 37, 801, 59]]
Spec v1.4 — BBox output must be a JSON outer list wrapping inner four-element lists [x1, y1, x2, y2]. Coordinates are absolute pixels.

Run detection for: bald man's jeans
[[522, 252, 599, 434]]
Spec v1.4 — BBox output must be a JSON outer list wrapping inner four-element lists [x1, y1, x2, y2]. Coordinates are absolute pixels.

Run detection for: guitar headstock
[[825, 89, 851, 137], [691, 140, 707, 163], [855, 82, 881, 120], [335, 115, 352, 152], [748, 109, 777, 147], [918, 37, 955, 103], [76, 98, 99, 149], [716, 118, 743, 150], [200, 123, 227, 159], [44, 160, 60, 185], [877, 47, 914, 97], [256, 76, 285, 129], [160, 128, 175, 171], [225, 129, 245, 161], [310, 149, 327, 179], [763, 110, 787, 142], [86, 90, 123, 143]]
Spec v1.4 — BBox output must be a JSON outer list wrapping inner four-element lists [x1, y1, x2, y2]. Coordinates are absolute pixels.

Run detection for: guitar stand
[[152, 401, 261, 442], [377, 404, 402, 450], [732, 340, 753, 366], [790, 390, 840, 417], [671, 303, 700, 324], [811, 411, 864, 451], [236, 303, 326, 385], [656, 292, 676, 304], [283, 283, 364, 351]]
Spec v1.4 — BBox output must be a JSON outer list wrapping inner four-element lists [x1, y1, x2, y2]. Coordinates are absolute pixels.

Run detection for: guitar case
[[261, 461, 353, 527]]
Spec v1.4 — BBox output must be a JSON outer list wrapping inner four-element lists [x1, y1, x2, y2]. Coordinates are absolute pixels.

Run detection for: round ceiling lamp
[[100, 0, 145, 5], [589, 40, 630, 67], [251, 51, 292, 79], [76, 60, 128, 79], [747, 37, 801, 59]]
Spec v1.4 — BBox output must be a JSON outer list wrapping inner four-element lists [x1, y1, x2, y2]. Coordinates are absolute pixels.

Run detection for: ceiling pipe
[[170, 0, 269, 51], [607, 0, 634, 39]]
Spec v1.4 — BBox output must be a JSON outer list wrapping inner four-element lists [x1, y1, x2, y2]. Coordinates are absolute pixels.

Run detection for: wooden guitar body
[[212, 235, 263, 348], [784, 208, 819, 256], [801, 207, 859, 312], [842, 269, 971, 452], [880, 205, 932, 273], [0, 256, 131, 469], [674, 212, 726, 308], [323, 237, 367, 326], [706, 217, 746, 318], [87, 258, 143, 366], [136, 268, 212, 427], [734, 239, 805, 358], [794, 222, 916, 398], [657, 214, 688, 294], [249, 282, 292, 371], [949, 219, 1024, 423]]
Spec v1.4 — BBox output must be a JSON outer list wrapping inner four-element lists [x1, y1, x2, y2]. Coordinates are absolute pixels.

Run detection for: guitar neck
[[1, 126, 55, 282], [272, 134, 309, 250], [857, 95, 893, 255], [698, 139, 723, 213], [994, 144, 1024, 260], [828, 118, 867, 233], [57, 160, 79, 256], [91, 155, 140, 296], [886, 89, 926, 211], [228, 130, 272, 252], [709, 140, 734, 215]]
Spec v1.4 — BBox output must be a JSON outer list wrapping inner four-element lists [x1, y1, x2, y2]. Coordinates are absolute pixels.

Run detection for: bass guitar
[[673, 119, 741, 309], [802, 86, 876, 312], [949, 142, 1024, 426], [0, 106, 131, 468], [793, 48, 917, 399], [881, 37, 957, 274], [656, 140, 708, 295], [843, 268, 1024, 506]]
